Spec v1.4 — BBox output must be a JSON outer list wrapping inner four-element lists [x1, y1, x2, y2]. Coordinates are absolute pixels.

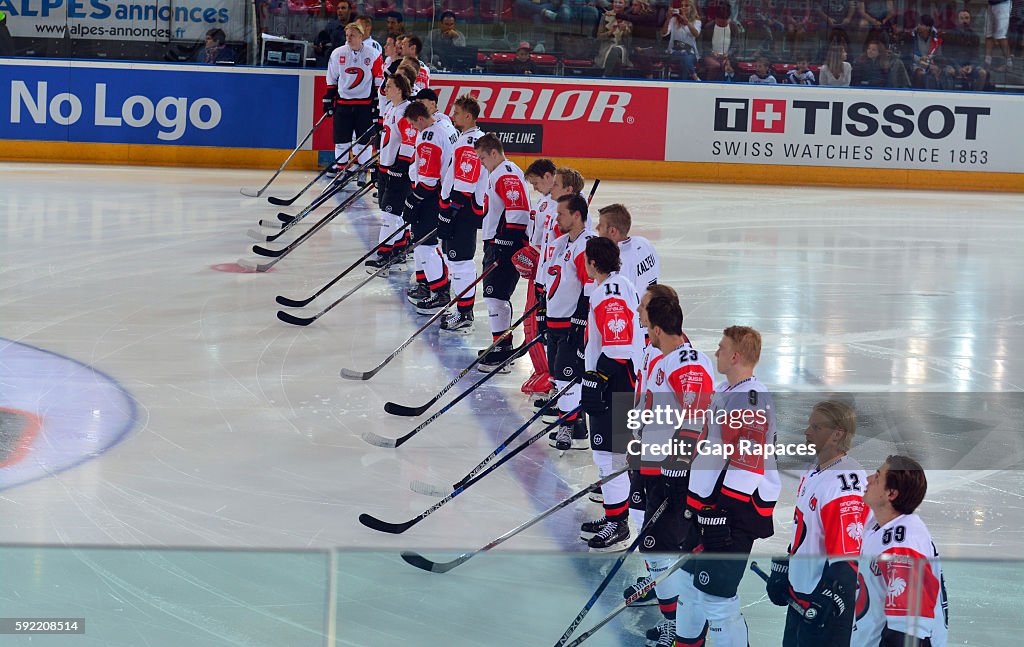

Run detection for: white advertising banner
[[666, 84, 1024, 174], [2, 0, 248, 42]]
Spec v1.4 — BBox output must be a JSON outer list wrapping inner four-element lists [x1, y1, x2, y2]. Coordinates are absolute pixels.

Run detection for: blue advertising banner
[[1, 63, 298, 149]]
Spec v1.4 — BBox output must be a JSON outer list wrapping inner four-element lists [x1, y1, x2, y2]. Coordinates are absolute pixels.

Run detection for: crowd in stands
[[258, 0, 1023, 89]]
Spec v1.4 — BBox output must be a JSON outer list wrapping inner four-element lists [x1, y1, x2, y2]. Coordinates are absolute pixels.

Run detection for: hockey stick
[[561, 554, 692, 647], [358, 411, 575, 535], [401, 466, 629, 574], [276, 225, 411, 309], [340, 262, 498, 381], [276, 226, 429, 325], [248, 153, 380, 242], [553, 497, 671, 647], [237, 182, 375, 273], [587, 179, 600, 204], [407, 378, 579, 494], [240, 112, 330, 197], [383, 299, 544, 416], [748, 562, 814, 619], [266, 124, 377, 206], [362, 336, 546, 449]]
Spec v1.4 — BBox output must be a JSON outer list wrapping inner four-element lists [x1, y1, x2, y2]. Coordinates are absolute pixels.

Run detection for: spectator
[[384, 10, 405, 39], [195, 28, 234, 63], [817, 0, 855, 47], [596, 0, 633, 76], [514, 0, 561, 30], [426, 11, 466, 66], [0, 10, 13, 58], [741, 0, 784, 55], [923, 55, 959, 88], [701, 0, 740, 80], [819, 39, 852, 84], [314, 0, 355, 66], [786, 52, 816, 82], [662, 0, 702, 80], [944, 9, 988, 90], [558, 0, 601, 35], [747, 55, 778, 82], [722, 54, 736, 79], [852, 38, 910, 86], [853, 0, 894, 42], [783, 0, 816, 56], [985, 0, 1013, 68], [910, 14, 941, 85], [511, 41, 539, 73]]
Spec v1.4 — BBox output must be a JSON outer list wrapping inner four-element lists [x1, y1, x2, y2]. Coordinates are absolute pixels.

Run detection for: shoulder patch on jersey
[[655, 368, 665, 385]]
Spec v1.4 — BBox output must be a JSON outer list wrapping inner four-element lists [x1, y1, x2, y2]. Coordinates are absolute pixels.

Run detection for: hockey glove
[[494, 223, 525, 260], [766, 557, 792, 607], [801, 561, 856, 629], [437, 196, 464, 241], [580, 370, 610, 414], [696, 506, 732, 552], [512, 245, 540, 280], [401, 202, 419, 226], [322, 87, 338, 117]]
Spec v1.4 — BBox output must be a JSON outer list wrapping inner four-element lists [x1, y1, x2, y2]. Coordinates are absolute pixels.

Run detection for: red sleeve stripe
[[687, 495, 713, 510], [721, 487, 751, 503]]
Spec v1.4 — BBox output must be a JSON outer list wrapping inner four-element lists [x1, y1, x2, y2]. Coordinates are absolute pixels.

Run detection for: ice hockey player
[[401, 100, 458, 314], [410, 88, 453, 130], [678, 325, 779, 647], [365, 74, 415, 274], [438, 95, 488, 334], [853, 455, 948, 647], [544, 191, 595, 450], [633, 296, 715, 647], [594, 203, 660, 296], [323, 22, 383, 183], [577, 237, 643, 551], [767, 400, 867, 647]]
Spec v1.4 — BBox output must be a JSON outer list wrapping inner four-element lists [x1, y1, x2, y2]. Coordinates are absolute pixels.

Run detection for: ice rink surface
[[1, 162, 1023, 645]]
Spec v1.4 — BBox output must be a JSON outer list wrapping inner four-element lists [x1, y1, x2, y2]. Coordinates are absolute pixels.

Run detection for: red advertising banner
[[312, 75, 668, 161]]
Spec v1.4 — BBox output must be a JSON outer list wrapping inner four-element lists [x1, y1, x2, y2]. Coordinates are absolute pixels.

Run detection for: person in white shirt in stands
[[820, 41, 852, 86], [662, 0, 701, 80]]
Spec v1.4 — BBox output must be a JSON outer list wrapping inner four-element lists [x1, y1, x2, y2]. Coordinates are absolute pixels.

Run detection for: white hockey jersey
[[634, 342, 664, 408], [788, 455, 868, 594], [688, 376, 780, 538], [639, 341, 715, 472], [544, 228, 596, 325], [585, 272, 643, 372], [409, 117, 457, 189], [440, 126, 487, 211], [853, 513, 948, 647], [327, 44, 383, 102], [379, 100, 416, 168], [530, 194, 561, 285], [618, 235, 660, 294], [482, 160, 532, 242]]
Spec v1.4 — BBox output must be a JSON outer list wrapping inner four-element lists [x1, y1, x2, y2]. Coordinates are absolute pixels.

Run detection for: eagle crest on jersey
[[848, 520, 864, 542], [459, 159, 475, 177], [886, 577, 908, 608]]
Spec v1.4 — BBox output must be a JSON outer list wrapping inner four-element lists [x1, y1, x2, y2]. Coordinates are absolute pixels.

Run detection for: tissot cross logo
[[714, 98, 787, 133]]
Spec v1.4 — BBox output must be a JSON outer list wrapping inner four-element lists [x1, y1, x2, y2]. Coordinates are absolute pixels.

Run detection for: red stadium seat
[[405, 0, 436, 19], [479, 0, 512, 21], [443, 0, 477, 20], [531, 53, 558, 74]]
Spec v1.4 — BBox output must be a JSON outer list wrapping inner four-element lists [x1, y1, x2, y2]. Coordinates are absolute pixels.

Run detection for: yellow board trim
[[2, 140, 1021, 193]]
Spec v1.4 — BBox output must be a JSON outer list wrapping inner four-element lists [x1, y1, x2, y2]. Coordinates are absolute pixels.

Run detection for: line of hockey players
[[320, 23, 948, 646]]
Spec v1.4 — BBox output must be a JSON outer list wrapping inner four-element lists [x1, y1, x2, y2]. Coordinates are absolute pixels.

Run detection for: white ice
[[1, 162, 1022, 645]]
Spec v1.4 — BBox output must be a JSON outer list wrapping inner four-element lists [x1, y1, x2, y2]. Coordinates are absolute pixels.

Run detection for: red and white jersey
[[585, 272, 643, 371], [853, 513, 948, 647], [788, 455, 868, 594], [415, 59, 430, 90], [639, 342, 715, 471], [544, 228, 596, 324], [688, 376, 781, 538], [530, 194, 561, 282], [618, 235, 660, 294], [409, 117, 458, 189], [433, 111, 454, 130], [440, 126, 487, 209], [380, 100, 416, 167], [327, 44, 383, 102], [482, 159, 532, 241], [364, 36, 382, 56]]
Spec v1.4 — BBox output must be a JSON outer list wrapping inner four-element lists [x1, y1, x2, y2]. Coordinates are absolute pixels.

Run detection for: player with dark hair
[[577, 236, 643, 551], [767, 400, 866, 647], [323, 21, 383, 182], [596, 203, 660, 297], [676, 325, 778, 647], [544, 191, 595, 450], [402, 99, 458, 313], [437, 95, 487, 333], [473, 134, 533, 371], [854, 455, 948, 647], [365, 73, 415, 274]]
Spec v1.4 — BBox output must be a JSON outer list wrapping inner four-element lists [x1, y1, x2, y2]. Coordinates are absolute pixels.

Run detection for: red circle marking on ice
[[210, 263, 273, 273]]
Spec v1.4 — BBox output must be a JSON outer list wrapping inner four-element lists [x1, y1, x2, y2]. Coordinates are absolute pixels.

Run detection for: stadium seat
[[443, 0, 477, 21], [479, 0, 513, 21], [405, 0, 436, 19], [531, 53, 558, 74]]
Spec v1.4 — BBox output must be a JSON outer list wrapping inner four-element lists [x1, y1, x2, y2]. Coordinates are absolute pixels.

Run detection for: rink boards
[[1, 58, 1022, 191]]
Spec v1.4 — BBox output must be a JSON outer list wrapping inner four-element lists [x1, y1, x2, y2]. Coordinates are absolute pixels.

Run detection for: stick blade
[[383, 401, 427, 417], [358, 513, 412, 534], [409, 480, 449, 497], [277, 310, 316, 326], [275, 294, 312, 308], [400, 551, 465, 574], [277, 212, 297, 223], [240, 187, 261, 197], [341, 367, 374, 381], [252, 244, 284, 258], [267, 195, 296, 206], [360, 430, 398, 448]]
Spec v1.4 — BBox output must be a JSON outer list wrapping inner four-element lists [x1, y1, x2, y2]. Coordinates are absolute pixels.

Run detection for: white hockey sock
[[592, 450, 629, 508], [647, 556, 681, 608], [424, 246, 447, 288], [413, 245, 430, 276], [377, 212, 403, 248], [334, 143, 350, 165], [356, 141, 373, 165], [629, 508, 645, 529], [698, 591, 747, 647], [448, 260, 476, 310], [557, 381, 582, 413], [485, 297, 513, 337]]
